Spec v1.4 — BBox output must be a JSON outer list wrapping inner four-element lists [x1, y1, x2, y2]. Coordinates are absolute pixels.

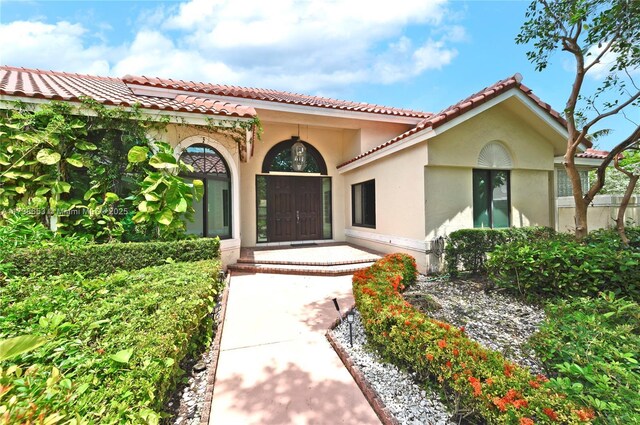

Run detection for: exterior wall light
[[291, 137, 307, 172]]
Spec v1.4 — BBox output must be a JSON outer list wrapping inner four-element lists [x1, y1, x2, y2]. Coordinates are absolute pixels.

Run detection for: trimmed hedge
[[487, 233, 640, 300], [354, 253, 594, 424], [5, 237, 220, 278], [445, 227, 557, 275], [0, 259, 223, 423]]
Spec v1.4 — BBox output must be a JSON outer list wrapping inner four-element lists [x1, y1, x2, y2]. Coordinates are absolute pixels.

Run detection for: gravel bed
[[165, 342, 215, 425], [404, 275, 545, 374], [331, 311, 455, 425]]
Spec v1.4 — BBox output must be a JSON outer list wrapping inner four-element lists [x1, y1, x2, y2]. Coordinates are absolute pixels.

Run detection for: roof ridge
[[1, 65, 121, 82], [122, 73, 430, 117]]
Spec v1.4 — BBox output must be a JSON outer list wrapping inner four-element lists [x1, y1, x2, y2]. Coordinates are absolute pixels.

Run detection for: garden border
[[326, 305, 399, 425], [199, 272, 231, 425]]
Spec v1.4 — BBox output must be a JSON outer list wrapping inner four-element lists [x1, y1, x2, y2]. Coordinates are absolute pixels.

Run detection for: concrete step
[[227, 261, 376, 276], [235, 257, 377, 266]]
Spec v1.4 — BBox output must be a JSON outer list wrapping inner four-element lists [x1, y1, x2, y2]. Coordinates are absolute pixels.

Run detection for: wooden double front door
[[266, 176, 323, 242]]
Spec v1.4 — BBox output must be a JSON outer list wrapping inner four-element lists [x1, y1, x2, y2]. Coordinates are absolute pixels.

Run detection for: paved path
[[209, 273, 380, 425]]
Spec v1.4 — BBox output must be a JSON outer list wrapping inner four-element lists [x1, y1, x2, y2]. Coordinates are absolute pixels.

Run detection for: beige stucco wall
[[558, 195, 640, 232], [342, 142, 429, 270]]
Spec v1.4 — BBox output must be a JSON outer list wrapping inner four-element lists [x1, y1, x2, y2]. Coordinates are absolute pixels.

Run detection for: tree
[[516, 0, 640, 239], [612, 145, 640, 243]]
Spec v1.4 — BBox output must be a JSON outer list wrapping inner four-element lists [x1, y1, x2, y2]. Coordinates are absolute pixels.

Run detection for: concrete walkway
[[209, 273, 380, 425]]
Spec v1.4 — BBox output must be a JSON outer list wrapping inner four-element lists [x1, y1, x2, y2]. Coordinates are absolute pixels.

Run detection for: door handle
[[296, 210, 300, 223]]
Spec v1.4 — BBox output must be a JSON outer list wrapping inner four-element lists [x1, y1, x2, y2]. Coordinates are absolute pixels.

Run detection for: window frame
[[472, 169, 511, 229], [351, 179, 376, 228], [180, 144, 232, 239]]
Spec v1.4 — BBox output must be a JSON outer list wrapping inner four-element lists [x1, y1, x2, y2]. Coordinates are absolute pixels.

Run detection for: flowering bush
[[353, 253, 594, 424]]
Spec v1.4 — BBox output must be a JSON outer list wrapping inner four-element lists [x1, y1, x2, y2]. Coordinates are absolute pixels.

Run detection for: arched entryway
[[257, 138, 332, 243]]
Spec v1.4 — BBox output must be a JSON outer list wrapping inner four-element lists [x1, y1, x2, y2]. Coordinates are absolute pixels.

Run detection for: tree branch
[[584, 35, 618, 73], [583, 91, 640, 130], [586, 125, 640, 203]]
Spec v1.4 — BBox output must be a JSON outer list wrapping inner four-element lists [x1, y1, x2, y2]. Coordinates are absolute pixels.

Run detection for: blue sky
[[1, 0, 636, 150]]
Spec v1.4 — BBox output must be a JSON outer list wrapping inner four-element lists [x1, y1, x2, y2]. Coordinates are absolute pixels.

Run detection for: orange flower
[[485, 378, 493, 386], [520, 418, 534, 425], [437, 339, 447, 349], [426, 353, 434, 361], [493, 397, 508, 412], [504, 362, 515, 377], [574, 409, 595, 421], [529, 380, 540, 389], [445, 361, 452, 368], [543, 408, 559, 421], [453, 348, 460, 357], [468, 376, 482, 397], [512, 399, 528, 409]]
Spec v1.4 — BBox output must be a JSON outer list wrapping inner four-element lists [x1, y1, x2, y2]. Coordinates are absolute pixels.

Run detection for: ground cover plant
[[354, 254, 594, 424], [0, 260, 223, 424], [528, 293, 640, 424]]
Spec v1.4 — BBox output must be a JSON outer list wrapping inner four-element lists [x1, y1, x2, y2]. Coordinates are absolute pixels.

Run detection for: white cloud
[[0, 20, 114, 75], [1, 0, 465, 93]]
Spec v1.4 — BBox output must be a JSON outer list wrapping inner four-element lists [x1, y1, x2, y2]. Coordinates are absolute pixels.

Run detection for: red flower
[[437, 339, 447, 349], [504, 362, 515, 377], [453, 348, 460, 357], [512, 399, 528, 409], [468, 376, 482, 397], [445, 361, 452, 368], [426, 353, 434, 361], [574, 409, 595, 421], [459, 326, 465, 333], [543, 408, 559, 421], [493, 397, 508, 412], [529, 380, 540, 389], [404, 319, 411, 326], [519, 418, 534, 425]]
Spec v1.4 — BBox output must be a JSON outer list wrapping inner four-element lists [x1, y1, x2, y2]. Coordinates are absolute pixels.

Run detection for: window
[[473, 170, 510, 228], [352, 180, 376, 227], [557, 169, 588, 197], [262, 138, 328, 174], [180, 144, 231, 239]]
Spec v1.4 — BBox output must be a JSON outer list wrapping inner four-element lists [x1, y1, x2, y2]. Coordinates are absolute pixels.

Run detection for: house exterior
[[1, 66, 604, 272]]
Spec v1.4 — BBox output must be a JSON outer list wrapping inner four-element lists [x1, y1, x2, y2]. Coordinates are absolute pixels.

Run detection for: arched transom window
[[180, 144, 231, 239]]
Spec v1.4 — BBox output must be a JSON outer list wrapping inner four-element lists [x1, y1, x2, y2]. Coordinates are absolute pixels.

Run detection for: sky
[[0, 0, 637, 150]]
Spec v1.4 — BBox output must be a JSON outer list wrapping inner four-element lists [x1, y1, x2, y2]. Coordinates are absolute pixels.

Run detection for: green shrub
[[529, 293, 640, 424], [446, 226, 557, 275], [6, 237, 220, 278], [354, 254, 594, 424], [0, 260, 223, 423], [487, 236, 640, 300]]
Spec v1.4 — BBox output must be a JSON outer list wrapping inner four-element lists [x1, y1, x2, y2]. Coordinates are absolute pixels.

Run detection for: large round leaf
[[36, 148, 61, 165], [128, 146, 149, 163], [0, 335, 47, 361], [149, 153, 179, 169]]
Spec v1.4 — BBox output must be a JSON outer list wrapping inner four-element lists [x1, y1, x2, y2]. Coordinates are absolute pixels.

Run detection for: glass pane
[[363, 181, 376, 226], [473, 170, 490, 228], [256, 176, 268, 242], [185, 178, 204, 236], [207, 179, 231, 238], [322, 177, 332, 239], [492, 171, 509, 228], [270, 148, 320, 173], [353, 184, 362, 224]]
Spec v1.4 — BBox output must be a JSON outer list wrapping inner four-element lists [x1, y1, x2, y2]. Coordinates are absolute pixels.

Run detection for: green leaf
[[36, 187, 51, 196], [127, 146, 149, 163], [104, 192, 119, 203], [155, 209, 174, 226], [149, 153, 179, 169], [110, 348, 133, 364], [65, 154, 84, 168], [36, 148, 62, 165], [172, 197, 188, 213], [0, 335, 47, 361], [75, 141, 97, 151], [192, 179, 204, 201]]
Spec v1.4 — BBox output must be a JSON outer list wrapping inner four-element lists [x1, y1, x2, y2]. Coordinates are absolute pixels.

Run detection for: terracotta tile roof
[[576, 148, 611, 159], [0, 66, 256, 118], [338, 74, 579, 169], [122, 74, 430, 118]]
